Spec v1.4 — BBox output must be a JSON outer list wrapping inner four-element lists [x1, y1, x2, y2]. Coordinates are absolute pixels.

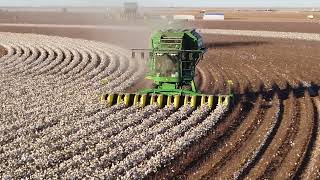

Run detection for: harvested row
[[184, 34, 319, 179], [184, 94, 262, 178], [206, 94, 280, 179], [176, 54, 267, 178], [249, 93, 302, 179], [202, 34, 320, 93], [301, 96, 320, 179], [275, 93, 315, 179]]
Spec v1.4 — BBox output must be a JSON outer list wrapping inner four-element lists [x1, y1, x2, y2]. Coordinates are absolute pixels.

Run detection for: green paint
[[140, 29, 206, 96]]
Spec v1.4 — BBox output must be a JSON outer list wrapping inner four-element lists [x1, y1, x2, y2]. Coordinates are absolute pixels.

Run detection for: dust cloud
[[0, 6, 195, 90]]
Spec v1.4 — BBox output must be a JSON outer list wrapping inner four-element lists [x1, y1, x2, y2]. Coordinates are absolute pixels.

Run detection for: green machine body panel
[[141, 29, 206, 95]]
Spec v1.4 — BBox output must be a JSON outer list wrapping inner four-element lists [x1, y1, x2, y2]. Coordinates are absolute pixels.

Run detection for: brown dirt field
[[0, 10, 319, 34], [223, 11, 320, 22], [2, 10, 319, 24], [178, 33, 319, 178], [148, 8, 320, 21], [199, 34, 320, 94], [0, 46, 7, 57], [0, 10, 319, 179], [183, 96, 265, 179], [300, 97, 320, 179], [178, 33, 320, 179], [191, 21, 320, 33], [0, 11, 143, 25]]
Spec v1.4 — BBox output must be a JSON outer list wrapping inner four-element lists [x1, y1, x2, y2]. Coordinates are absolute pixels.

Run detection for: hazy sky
[[1, 0, 320, 7]]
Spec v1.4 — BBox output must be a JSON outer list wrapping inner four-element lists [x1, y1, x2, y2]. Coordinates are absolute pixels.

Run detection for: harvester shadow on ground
[[204, 41, 270, 49], [166, 83, 319, 179], [236, 82, 319, 102], [231, 83, 319, 178]]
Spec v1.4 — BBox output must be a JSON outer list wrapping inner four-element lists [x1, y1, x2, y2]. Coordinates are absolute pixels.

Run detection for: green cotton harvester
[[101, 29, 233, 109]]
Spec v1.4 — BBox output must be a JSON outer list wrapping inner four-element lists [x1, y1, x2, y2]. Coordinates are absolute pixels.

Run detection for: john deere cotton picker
[[101, 29, 233, 109]]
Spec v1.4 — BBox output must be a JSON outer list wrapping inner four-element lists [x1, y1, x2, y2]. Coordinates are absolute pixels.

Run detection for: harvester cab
[[101, 29, 233, 109]]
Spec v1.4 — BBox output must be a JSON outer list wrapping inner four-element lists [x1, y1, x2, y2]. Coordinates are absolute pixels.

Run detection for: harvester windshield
[[154, 53, 179, 77]]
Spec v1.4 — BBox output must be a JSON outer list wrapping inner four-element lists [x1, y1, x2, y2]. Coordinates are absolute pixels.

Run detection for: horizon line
[[1, 6, 319, 9]]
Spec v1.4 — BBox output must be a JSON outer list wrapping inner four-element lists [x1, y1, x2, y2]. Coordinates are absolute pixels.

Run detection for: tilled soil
[[176, 35, 320, 180], [191, 20, 320, 34]]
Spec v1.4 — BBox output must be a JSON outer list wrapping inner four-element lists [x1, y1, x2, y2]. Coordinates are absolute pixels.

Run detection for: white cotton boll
[[0, 32, 231, 179], [122, 105, 227, 179], [0, 32, 143, 178]]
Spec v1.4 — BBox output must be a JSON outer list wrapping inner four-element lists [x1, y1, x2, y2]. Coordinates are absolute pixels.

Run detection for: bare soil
[[0, 46, 7, 57], [191, 21, 320, 33]]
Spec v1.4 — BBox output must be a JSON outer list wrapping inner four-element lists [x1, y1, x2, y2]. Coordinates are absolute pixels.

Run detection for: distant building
[[173, 15, 195, 21], [307, 15, 314, 19], [203, 13, 225, 20], [122, 2, 138, 18]]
